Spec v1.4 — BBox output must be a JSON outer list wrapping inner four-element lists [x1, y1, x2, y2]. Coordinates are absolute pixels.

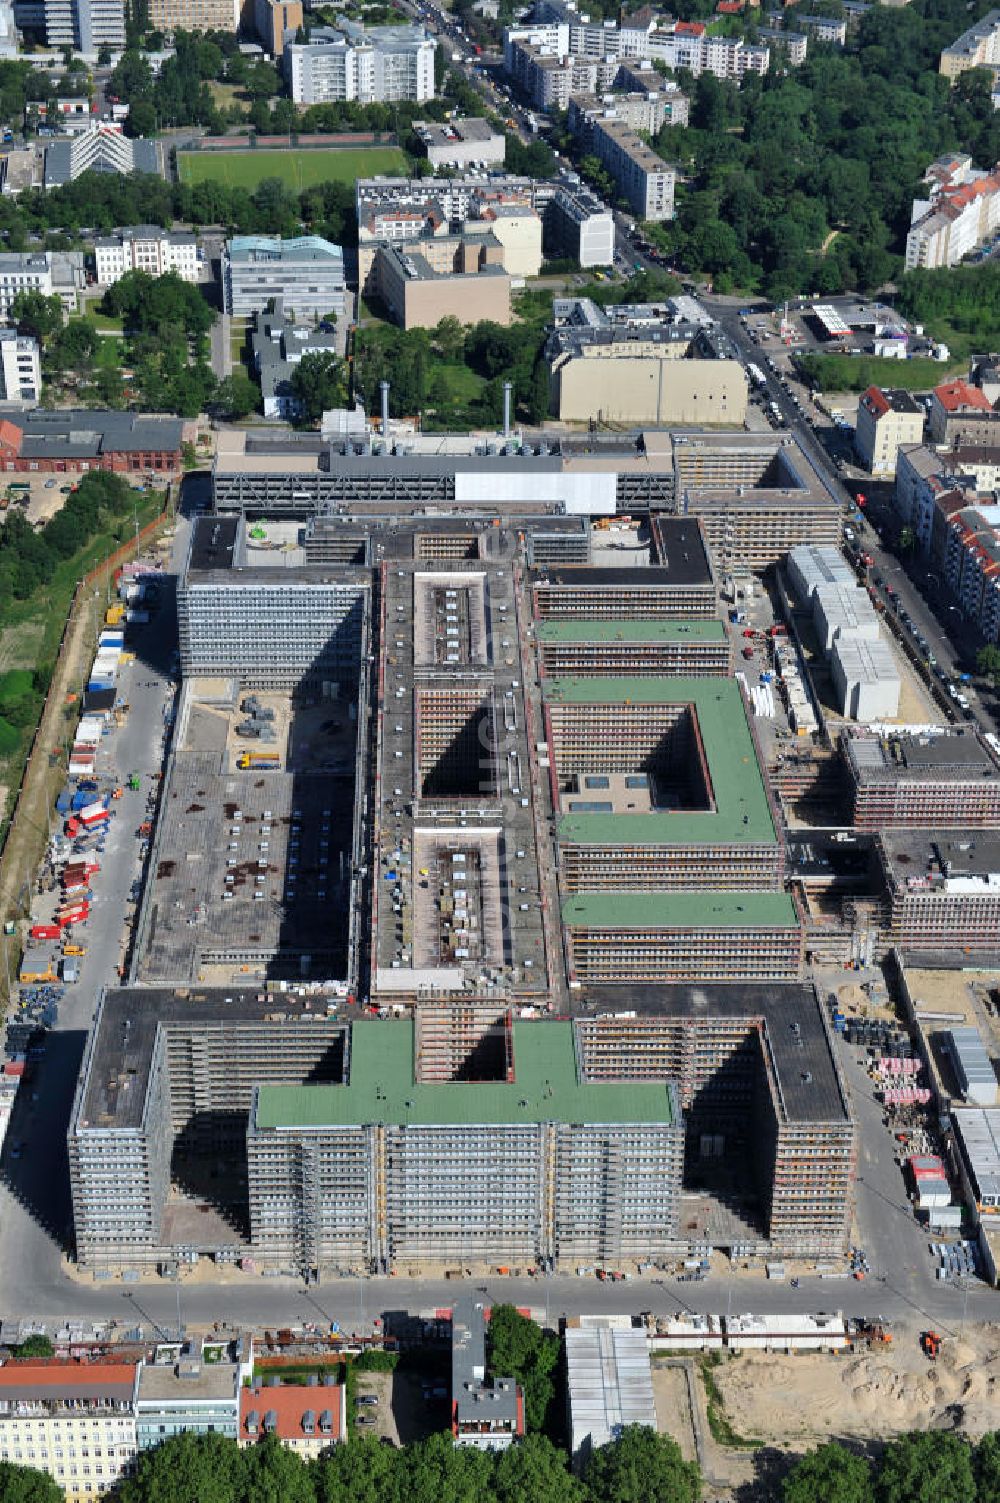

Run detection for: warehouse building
[[877, 831, 1000, 955], [246, 1017, 684, 1274], [564, 1325, 656, 1471], [843, 729, 1000, 829], [786, 543, 856, 605], [831, 636, 901, 721], [952, 1107, 1000, 1218]]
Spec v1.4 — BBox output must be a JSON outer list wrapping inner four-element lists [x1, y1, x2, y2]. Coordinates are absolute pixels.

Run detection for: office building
[[573, 984, 855, 1256], [854, 386, 925, 475], [44, 0, 124, 52], [536, 619, 729, 677], [223, 235, 345, 321], [44, 125, 159, 187], [548, 182, 615, 267], [905, 154, 1000, 271], [178, 515, 367, 687], [877, 831, 1000, 954], [0, 409, 183, 474], [452, 1301, 523, 1451], [414, 116, 505, 169], [255, 0, 301, 53], [565, 1326, 656, 1471], [0, 328, 40, 404], [285, 24, 435, 104], [136, 1339, 252, 1451], [0, 250, 84, 317], [940, 10, 1000, 80], [94, 228, 199, 287], [148, 0, 236, 26], [373, 236, 512, 329], [844, 729, 1000, 829], [0, 1361, 139, 1503], [239, 1378, 345, 1456], [246, 1018, 684, 1273]]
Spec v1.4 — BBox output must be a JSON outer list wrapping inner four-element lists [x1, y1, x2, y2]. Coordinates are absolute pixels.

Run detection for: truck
[[746, 363, 767, 388], [19, 965, 57, 984], [105, 604, 125, 626], [237, 752, 281, 770]]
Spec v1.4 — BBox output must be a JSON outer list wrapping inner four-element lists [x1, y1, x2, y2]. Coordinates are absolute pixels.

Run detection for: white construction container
[[832, 636, 901, 721], [812, 582, 880, 654]]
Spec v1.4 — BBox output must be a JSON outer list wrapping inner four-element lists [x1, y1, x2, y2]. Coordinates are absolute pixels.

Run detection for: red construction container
[[30, 924, 60, 941], [58, 907, 89, 928]]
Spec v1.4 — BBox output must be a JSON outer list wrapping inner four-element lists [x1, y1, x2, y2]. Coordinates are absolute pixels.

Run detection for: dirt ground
[[652, 1365, 698, 1464], [713, 1323, 1000, 1446]]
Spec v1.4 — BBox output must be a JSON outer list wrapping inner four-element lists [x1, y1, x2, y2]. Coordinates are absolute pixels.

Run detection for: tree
[[214, 370, 258, 420], [433, 315, 465, 363], [314, 1432, 402, 1503], [10, 291, 63, 344], [0, 1460, 63, 1503], [875, 1432, 976, 1503], [976, 1433, 1000, 1503], [14, 1334, 54, 1360], [240, 1434, 313, 1503], [897, 525, 916, 553], [492, 1435, 584, 1503], [783, 1443, 874, 1503], [289, 349, 348, 423], [126, 99, 157, 138], [585, 1425, 701, 1503], [487, 1305, 560, 1434], [977, 644, 1000, 689], [117, 1431, 248, 1503]]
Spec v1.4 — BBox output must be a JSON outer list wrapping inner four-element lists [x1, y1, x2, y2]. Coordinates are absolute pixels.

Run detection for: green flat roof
[[536, 620, 726, 643], [545, 677, 775, 847], [253, 1019, 676, 1131], [562, 891, 798, 928]]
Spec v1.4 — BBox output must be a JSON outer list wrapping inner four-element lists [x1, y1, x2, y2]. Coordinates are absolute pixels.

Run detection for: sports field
[[177, 145, 408, 191]]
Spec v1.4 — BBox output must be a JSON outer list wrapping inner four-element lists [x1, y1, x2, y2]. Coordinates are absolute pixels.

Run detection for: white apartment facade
[[0, 1362, 139, 1503], [586, 113, 675, 221], [0, 328, 40, 403], [285, 24, 435, 104], [44, 0, 125, 52], [906, 154, 1000, 270], [94, 229, 199, 287], [854, 386, 924, 476], [0, 251, 84, 317]]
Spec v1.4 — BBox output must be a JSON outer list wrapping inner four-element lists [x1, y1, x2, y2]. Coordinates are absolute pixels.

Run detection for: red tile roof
[[0, 1361, 136, 1395], [240, 1382, 344, 1445], [675, 20, 707, 33], [861, 385, 890, 418], [0, 420, 22, 454], [934, 379, 992, 413]]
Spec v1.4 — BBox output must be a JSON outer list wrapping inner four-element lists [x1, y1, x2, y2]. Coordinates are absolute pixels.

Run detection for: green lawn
[[798, 351, 963, 393], [178, 146, 408, 192]]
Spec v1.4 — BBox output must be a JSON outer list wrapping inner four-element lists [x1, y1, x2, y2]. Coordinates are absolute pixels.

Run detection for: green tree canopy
[[13, 1334, 54, 1360], [487, 1305, 560, 1435], [289, 350, 348, 424], [875, 1432, 976, 1503], [116, 1431, 248, 1503], [975, 1432, 1000, 1503], [0, 1460, 64, 1503], [783, 1442, 875, 1503], [584, 1424, 701, 1503]]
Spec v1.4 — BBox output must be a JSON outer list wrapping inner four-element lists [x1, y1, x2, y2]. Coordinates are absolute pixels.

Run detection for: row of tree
[[0, 473, 139, 619], [783, 1432, 1000, 1503]]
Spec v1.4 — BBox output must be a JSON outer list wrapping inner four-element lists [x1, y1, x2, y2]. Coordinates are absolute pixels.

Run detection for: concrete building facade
[[854, 386, 925, 475], [94, 228, 199, 287], [0, 328, 40, 404], [285, 24, 435, 104], [223, 235, 346, 321]]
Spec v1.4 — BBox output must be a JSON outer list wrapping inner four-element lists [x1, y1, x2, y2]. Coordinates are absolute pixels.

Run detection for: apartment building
[[255, 0, 302, 54], [223, 235, 345, 321], [285, 24, 435, 104], [615, 60, 690, 121], [854, 386, 924, 476], [94, 228, 199, 287], [548, 182, 615, 268], [505, 13, 768, 85], [647, 23, 769, 81], [940, 9, 1000, 79], [756, 25, 807, 64], [878, 831, 1000, 955], [0, 328, 40, 404], [240, 1379, 345, 1456], [250, 301, 339, 419], [945, 504, 1000, 643], [0, 1361, 139, 1503], [894, 443, 980, 561], [843, 729, 1000, 830], [536, 619, 730, 677], [506, 37, 618, 110], [905, 154, 1000, 271], [569, 87, 683, 140], [580, 113, 675, 220], [928, 377, 1000, 445], [452, 1301, 523, 1451], [178, 516, 367, 687], [246, 1017, 685, 1273], [574, 984, 855, 1257]]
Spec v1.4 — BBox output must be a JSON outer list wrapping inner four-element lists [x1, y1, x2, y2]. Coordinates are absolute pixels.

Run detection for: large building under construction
[[65, 478, 858, 1273]]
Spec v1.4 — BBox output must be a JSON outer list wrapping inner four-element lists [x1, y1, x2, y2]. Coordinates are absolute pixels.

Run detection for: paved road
[[210, 312, 231, 381]]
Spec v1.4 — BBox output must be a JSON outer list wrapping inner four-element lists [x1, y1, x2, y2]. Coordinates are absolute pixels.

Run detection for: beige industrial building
[[374, 238, 512, 329], [550, 344, 747, 425], [359, 212, 540, 292]]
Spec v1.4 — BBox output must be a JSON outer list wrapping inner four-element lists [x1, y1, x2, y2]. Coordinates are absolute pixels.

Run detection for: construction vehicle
[[854, 1320, 891, 1346], [19, 965, 57, 984], [105, 603, 125, 626], [921, 1331, 941, 1360], [63, 943, 87, 957]]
